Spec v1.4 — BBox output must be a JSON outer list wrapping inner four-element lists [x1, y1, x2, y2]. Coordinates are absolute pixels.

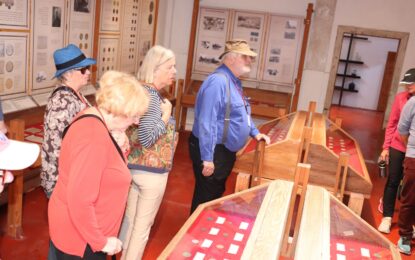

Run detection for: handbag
[[127, 118, 179, 173]]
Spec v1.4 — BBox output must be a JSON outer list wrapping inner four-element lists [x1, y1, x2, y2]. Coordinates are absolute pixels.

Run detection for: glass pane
[[167, 185, 269, 259], [329, 197, 393, 259]]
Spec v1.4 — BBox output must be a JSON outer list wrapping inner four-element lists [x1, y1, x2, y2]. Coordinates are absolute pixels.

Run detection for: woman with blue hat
[[40, 44, 96, 199]]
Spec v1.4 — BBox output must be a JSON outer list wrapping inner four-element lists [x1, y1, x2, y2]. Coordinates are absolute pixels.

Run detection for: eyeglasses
[[75, 66, 91, 74]]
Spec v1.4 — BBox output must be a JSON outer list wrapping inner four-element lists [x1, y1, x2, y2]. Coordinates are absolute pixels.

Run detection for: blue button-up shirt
[[192, 64, 259, 161]]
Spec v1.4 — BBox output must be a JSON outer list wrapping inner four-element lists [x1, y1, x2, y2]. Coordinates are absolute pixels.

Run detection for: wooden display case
[[234, 107, 372, 216], [158, 178, 400, 259]]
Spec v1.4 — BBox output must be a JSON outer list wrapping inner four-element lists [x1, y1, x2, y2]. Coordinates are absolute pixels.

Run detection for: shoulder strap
[[215, 72, 231, 144], [51, 86, 83, 103], [62, 114, 125, 163]]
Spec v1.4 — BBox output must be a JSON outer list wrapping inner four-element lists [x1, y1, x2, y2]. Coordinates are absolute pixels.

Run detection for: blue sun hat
[[53, 44, 96, 78]]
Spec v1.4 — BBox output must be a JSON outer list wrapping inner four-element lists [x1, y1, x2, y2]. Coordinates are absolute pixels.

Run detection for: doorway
[[324, 26, 409, 124]]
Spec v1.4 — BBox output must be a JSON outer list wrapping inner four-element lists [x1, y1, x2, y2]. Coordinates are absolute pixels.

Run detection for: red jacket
[[48, 116, 131, 256], [383, 91, 411, 153]]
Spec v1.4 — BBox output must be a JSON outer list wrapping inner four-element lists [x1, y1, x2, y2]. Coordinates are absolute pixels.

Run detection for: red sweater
[[48, 116, 131, 256], [383, 91, 410, 153]]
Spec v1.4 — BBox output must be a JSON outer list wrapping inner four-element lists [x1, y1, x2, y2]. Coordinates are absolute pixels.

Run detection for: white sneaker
[[378, 217, 392, 234]]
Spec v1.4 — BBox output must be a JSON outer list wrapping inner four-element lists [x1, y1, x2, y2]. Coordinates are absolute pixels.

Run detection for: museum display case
[[159, 179, 399, 259]]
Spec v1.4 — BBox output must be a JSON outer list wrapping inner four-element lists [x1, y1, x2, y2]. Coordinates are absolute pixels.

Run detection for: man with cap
[[189, 39, 270, 213], [0, 132, 40, 194], [397, 68, 415, 255], [40, 44, 96, 198]]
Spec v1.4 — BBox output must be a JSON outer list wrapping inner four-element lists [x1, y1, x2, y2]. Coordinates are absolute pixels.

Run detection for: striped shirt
[[137, 85, 166, 148]]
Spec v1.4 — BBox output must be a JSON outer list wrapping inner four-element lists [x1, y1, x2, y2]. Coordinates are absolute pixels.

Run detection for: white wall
[[157, 0, 415, 118], [298, 0, 415, 112], [331, 36, 399, 109]]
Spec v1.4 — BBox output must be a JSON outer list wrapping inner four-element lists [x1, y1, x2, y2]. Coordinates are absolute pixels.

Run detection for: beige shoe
[[378, 217, 392, 234]]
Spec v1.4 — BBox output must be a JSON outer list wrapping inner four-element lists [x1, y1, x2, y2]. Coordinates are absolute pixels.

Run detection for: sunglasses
[[75, 66, 91, 74]]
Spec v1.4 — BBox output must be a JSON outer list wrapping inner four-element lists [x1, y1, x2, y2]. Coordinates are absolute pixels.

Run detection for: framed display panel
[[119, 0, 140, 73], [261, 14, 302, 87], [136, 0, 156, 68], [159, 180, 401, 259], [97, 36, 120, 78], [0, 32, 29, 99], [230, 11, 266, 81], [68, 0, 95, 57], [99, 0, 121, 32], [31, 0, 65, 91], [0, 0, 29, 29], [192, 7, 230, 76]]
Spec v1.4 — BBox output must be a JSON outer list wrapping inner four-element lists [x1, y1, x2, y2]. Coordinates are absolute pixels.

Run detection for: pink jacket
[[383, 91, 411, 153]]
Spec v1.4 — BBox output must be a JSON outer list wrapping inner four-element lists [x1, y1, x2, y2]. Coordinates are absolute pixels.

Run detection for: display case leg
[[348, 192, 364, 216]]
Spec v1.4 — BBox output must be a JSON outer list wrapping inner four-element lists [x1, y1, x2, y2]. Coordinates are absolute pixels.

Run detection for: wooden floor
[[0, 105, 412, 259]]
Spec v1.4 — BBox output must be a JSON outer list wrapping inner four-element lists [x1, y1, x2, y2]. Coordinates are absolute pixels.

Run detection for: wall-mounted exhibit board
[[0, 0, 158, 114], [192, 6, 303, 91], [158, 180, 400, 259], [234, 110, 372, 215], [175, 3, 313, 131]]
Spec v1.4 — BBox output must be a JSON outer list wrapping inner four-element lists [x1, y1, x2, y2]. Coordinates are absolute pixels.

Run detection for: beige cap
[[219, 39, 257, 59]]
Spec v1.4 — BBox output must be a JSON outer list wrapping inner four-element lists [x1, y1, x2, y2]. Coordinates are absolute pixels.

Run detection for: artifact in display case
[[234, 106, 372, 216], [158, 179, 400, 259]]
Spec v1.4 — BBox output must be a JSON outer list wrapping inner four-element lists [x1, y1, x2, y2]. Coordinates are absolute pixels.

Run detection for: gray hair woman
[[40, 44, 96, 199], [119, 45, 177, 260]]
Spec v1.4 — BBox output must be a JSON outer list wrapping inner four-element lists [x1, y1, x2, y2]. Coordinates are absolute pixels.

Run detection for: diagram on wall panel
[[97, 36, 119, 78], [0, 0, 28, 28], [32, 0, 65, 91], [231, 11, 265, 80], [261, 15, 302, 85], [119, 0, 140, 74], [0, 33, 28, 98], [68, 0, 95, 57], [193, 8, 230, 74], [100, 0, 121, 32]]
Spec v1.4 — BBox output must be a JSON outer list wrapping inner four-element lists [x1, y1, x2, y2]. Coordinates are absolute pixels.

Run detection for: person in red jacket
[[378, 68, 415, 234], [48, 71, 149, 259]]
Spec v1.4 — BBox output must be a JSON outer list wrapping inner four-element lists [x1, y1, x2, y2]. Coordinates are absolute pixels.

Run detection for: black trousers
[[399, 157, 415, 239], [382, 147, 405, 217], [49, 240, 106, 260], [189, 133, 236, 213]]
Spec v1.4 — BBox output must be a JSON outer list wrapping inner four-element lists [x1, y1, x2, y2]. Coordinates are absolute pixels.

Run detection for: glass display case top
[[166, 186, 269, 259], [330, 197, 393, 259], [242, 113, 295, 154], [325, 120, 363, 176]]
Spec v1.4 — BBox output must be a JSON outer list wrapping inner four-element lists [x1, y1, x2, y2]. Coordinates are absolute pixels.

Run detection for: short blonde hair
[[96, 70, 149, 118], [137, 45, 175, 83]]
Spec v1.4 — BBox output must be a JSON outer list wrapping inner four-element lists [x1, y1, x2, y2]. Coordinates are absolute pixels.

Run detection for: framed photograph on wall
[[230, 11, 266, 81], [32, 0, 66, 91], [192, 7, 230, 75], [0, 0, 29, 28]]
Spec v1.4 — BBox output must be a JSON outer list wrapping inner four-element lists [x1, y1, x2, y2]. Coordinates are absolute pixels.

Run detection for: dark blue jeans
[[382, 147, 405, 217], [189, 133, 236, 213]]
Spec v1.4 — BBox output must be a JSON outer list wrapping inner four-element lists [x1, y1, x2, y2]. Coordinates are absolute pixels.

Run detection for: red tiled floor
[[0, 107, 412, 259]]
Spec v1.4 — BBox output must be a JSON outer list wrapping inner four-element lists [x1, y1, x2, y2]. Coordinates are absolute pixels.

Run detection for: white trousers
[[119, 170, 168, 260]]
